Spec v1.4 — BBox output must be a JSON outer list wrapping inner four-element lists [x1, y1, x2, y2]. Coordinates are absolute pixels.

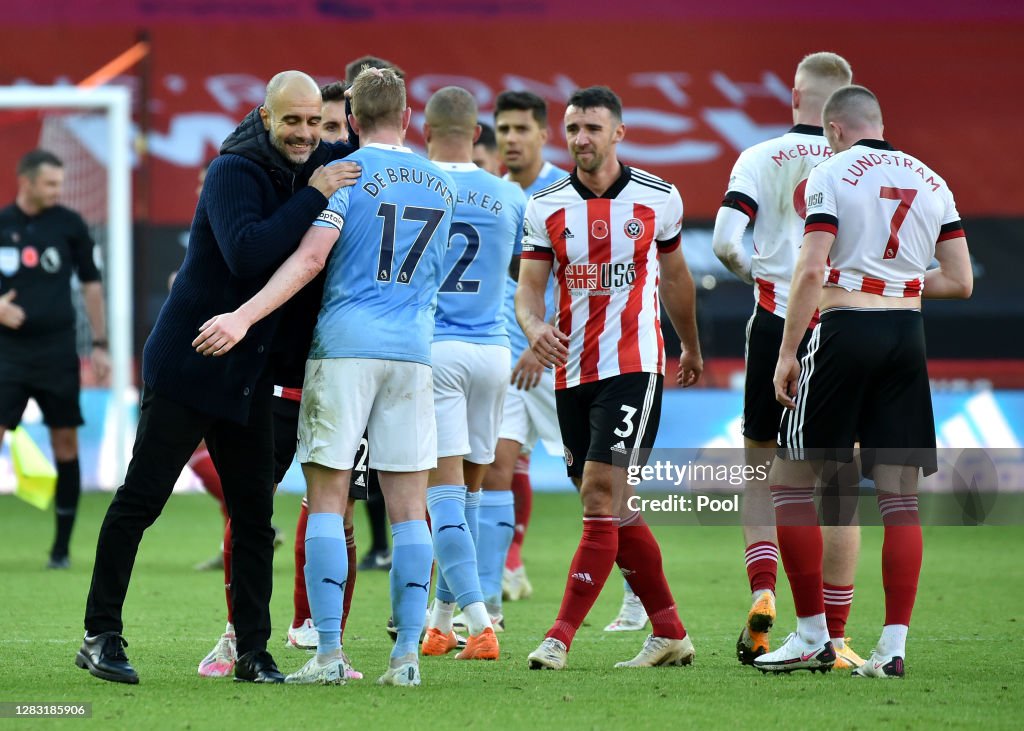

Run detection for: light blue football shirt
[[309, 143, 456, 365], [501, 161, 568, 360], [432, 163, 526, 346]]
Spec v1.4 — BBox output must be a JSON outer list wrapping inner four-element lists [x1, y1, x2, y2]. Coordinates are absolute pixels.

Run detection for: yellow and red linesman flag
[[10, 426, 57, 510]]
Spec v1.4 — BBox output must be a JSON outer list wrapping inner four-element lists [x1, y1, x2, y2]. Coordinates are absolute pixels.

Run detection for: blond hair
[[350, 67, 406, 133], [796, 52, 853, 86]]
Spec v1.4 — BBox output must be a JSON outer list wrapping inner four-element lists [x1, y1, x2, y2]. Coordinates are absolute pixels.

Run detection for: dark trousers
[[84, 382, 276, 655]]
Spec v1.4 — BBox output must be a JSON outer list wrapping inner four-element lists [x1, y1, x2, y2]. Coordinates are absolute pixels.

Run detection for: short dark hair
[[475, 122, 497, 151], [320, 81, 347, 103], [344, 56, 405, 85], [823, 84, 882, 127], [567, 86, 623, 122], [494, 90, 548, 126], [17, 149, 62, 178]]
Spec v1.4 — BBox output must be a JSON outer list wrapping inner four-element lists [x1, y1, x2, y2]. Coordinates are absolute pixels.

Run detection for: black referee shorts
[[271, 394, 379, 500], [742, 305, 813, 443], [0, 341, 83, 429], [555, 372, 663, 480], [778, 308, 936, 473]]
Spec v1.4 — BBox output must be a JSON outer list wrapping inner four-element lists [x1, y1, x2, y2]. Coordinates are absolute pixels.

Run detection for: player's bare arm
[[923, 235, 973, 299], [711, 206, 754, 284], [515, 257, 568, 367], [81, 281, 111, 383], [193, 224, 340, 356], [774, 229, 832, 409], [659, 245, 703, 387]]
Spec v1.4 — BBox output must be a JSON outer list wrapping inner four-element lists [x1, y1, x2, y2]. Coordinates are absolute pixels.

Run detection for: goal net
[[0, 86, 134, 490]]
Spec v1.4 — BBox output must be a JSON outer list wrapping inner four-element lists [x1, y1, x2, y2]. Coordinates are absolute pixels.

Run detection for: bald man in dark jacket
[[77, 71, 359, 685]]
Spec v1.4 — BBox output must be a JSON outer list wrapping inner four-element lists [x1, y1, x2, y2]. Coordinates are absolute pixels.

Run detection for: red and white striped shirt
[[804, 139, 964, 297], [721, 124, 833, 317], [521, 165, 683, 390]]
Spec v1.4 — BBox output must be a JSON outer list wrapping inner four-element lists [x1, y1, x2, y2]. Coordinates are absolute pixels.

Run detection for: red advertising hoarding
[[0, 17, 1020, 225]]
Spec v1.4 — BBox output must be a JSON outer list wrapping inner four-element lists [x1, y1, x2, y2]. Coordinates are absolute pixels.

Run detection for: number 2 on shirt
[[879, 187, 917, 260], [376, 202, 446, 284], [439, 222, 481, 294]]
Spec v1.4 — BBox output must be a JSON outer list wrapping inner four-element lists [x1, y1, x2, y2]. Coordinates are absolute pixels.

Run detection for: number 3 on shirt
[[376, 202, 446, 284], [613, 404, 638, 438], [879, 187, 917, 260]]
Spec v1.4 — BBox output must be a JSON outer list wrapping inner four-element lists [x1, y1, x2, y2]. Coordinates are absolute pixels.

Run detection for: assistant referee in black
[[0, 149, 109, 569]]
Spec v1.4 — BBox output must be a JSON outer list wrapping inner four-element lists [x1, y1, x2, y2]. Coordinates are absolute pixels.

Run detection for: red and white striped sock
[[744, 540, 779, 596], [878, 493, 921, 627], [823, 583, 854, 641], [771, 486, 824, 618]]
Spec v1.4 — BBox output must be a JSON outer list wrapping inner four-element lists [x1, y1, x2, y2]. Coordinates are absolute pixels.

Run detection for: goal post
[[0, 85, 134, 486]]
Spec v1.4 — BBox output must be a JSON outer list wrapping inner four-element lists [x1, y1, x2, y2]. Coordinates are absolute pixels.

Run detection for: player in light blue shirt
[[192, 68, 449, 687], [309, 144, 455, 363], [419, 87, 526, 657], [433, 162, 525, 345]]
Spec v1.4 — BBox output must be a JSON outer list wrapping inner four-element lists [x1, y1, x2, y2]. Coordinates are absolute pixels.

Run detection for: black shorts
[[0, 336, 82, 429], [742, 305, 813, 443], [778, 309, 936, 471], [272, 394, 380, 500], [555, 372, 663, 480]]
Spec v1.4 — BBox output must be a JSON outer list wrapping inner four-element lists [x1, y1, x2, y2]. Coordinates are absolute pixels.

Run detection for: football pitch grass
[[1, 492, 1021, 730]]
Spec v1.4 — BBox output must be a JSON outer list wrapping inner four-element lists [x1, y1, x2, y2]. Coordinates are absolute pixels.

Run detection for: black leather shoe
[[234, 650, 285, 683], [75, 632, 139, 684]]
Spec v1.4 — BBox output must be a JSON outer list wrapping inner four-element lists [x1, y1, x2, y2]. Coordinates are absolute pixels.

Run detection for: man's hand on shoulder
[[309, 161, 361, 199], [192, 311, 253, 357], [0, 290, 25, 330]]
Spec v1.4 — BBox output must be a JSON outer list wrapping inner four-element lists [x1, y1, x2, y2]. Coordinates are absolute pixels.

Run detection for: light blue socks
[[389, 519, 434, 659], [305, 512, 346, 655], [477, 490, 515, 610]]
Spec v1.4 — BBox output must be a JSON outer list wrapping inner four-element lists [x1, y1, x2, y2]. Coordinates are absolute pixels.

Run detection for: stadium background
[[1, 0, 1022, 491]]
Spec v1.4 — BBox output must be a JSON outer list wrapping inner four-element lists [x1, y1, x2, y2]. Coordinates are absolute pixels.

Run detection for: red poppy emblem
[[21, 246, 39, 268]]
